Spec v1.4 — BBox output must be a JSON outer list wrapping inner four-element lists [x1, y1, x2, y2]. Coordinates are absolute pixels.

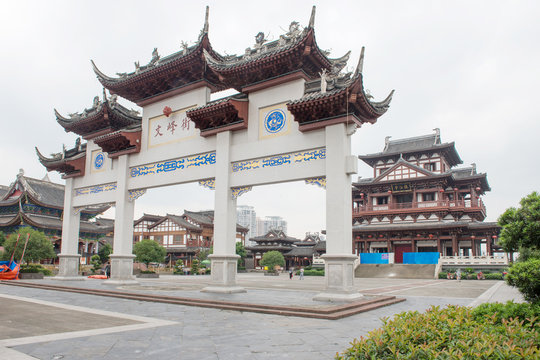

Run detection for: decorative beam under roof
[[287, 47, 394, 132], [55, 91, 141, 140], [186, 94, 248, 137], [93, 126, 142, 158], [91, 7, 226, 105], [35, 139, 86, 179]]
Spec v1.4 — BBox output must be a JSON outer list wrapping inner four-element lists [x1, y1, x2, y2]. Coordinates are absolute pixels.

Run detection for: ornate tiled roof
[[36, 138, 86, 179], [287, 47, 394, 130], [359, 130, 462, 167], [92, 7, 225, 104], [55, 92, 141, 139]]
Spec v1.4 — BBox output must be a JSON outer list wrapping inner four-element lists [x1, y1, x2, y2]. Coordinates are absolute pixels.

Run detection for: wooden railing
[[353, 199, 485, 214]]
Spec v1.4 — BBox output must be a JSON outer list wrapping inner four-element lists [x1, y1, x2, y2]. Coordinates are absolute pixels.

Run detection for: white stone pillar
[[55, 177, 83, 280], [203, 131, 245, 293], [105, 155, 137, 284], [314, 123, 362, 301]]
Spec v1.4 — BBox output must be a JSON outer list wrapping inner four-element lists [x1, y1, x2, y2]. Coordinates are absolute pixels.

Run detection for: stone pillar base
[[313, 254, 363, 302], [201, 254, 246, 294], [53, 254, 84, 280], [104, 254, 138, 285]]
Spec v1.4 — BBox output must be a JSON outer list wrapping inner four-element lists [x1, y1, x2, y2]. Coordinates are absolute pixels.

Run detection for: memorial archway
[[37, 6, 392, 300]]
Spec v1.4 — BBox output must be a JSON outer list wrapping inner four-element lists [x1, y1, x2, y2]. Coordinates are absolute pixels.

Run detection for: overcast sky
[[1, 1, 538, 239]]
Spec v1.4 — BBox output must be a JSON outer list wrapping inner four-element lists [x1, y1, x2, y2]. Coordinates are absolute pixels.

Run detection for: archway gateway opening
[[37, 6, 392, 301]]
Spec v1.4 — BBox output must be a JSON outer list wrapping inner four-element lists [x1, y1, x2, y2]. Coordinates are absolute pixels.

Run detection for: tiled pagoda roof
[[36, 138, 86, 178], [55, 92, 141, 140], [359, 130, 462, 167], [92, 7, 226, 104], [287, 47, 394, 131]]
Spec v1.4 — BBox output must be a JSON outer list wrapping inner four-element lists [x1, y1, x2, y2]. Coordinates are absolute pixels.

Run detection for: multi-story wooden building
[[0, 169, 112, 263], [352, 130, 500, 262], [133, 210, 248, 266]]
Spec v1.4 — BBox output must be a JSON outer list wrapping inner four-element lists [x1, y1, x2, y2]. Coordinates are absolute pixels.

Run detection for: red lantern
[[439, 189, 444, 193], [163, 106, 172, 117], [492, 235, 498, 239], [388, 190, 392, 194], [428, 234, 433, 239], [454, 188, 458, 191], [471, 235, 476, 240], [368, 235, 372, 238], [475, 187, 481, 192], [379, 234, 384, 238]]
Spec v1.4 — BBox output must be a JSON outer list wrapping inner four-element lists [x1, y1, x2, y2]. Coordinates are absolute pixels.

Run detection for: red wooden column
[[487, 236, 492, 256], [452, 233, 458, 256], [411, 238, 416, 252], [436, 235, 442, 254], [471, 236, 477, 256], [386, 236, 392, 253]]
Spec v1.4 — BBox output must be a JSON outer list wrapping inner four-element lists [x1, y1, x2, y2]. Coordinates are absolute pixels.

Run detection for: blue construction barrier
[[403, 252, 440, 264], [360, 253, 390, 264]]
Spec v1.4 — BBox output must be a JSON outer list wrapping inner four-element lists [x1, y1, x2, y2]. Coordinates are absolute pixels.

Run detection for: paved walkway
[[0, 274, 524, 359]]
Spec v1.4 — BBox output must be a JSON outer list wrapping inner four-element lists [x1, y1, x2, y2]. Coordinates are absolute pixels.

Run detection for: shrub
[[140, 270, 156, 274], [297, 269, 324, 276], [336, 305, 540, 359], [473, 301, 540, 330], [173, 259, 184, 275], [484, 272, 504, 280], [506, 258, 540, 303], [19, 264, 52, 275]]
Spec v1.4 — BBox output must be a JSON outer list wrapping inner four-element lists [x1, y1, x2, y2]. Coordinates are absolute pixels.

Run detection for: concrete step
[[0, 280, 405, 320], [355, 264, 436, 279]]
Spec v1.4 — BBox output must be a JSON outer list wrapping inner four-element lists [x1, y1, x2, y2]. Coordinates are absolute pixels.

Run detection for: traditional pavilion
[[0, 169, 111, 263], [133, 210, 248, 267], [352, 130, 500, 262], [246, 230, 326, 270]]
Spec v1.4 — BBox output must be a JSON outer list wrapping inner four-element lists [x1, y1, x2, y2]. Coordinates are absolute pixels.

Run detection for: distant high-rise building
[[237, 205, 257, 245], [257, 215, 288, 236]]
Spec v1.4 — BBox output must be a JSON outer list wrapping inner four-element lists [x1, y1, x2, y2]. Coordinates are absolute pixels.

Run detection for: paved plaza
[[0, 273, 523, 359]]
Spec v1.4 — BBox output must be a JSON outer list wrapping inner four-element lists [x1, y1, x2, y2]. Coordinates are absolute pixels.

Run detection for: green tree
[[90, 254, 102, 274], [98, 243, 112, 263], [236, 242, 247, 268], [133, 239, 166, 268], [1, 227, 56, 264], [498, 192, 540, 260], [260, 251, 285, 273], [0, 231, 6, 246], [190, 258, 200, 275], [506, 259, 540, 304], [196, 247, 212, 263]]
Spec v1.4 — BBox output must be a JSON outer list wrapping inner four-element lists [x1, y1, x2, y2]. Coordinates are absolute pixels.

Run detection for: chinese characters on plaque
[[391, 183, 412, 193], [148, 106, 196, 148]]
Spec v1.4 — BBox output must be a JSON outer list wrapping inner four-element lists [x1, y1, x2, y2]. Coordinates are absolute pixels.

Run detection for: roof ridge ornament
[[355, 46, 365, 76], [199, 6, 210, 41], [308, 5, 316, 28]]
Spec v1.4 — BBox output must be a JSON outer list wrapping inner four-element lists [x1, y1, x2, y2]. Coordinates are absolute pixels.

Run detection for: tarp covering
[[403, 252, 440, 264], [360, 253, 390, 264], [0, 261, 19, 280]]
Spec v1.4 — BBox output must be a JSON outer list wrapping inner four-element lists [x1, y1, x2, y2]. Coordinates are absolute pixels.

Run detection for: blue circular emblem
[[264, 109, 286, 133], [94, 153, 104, 170]]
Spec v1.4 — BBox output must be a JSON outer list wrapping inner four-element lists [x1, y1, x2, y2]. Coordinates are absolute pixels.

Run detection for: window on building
[[376, 196, 389, 205], [395, 194, 413, 203], [173, 235, 184, 245], [378, 167, 389, 175], [423, 163, 437, 171], [422, 193, 435, 201], [154, 235, 163, 245]]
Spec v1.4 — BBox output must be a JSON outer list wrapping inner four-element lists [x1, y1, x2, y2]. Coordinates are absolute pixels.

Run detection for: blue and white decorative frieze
[[231, 186, 252, 199], [75, 183, 117, 196], [199, 178, 216, 190], [305, 177, 326, 189], [130, 152, 216, 178], [128, 189, 146, 202], [231, 148, 326, 173]]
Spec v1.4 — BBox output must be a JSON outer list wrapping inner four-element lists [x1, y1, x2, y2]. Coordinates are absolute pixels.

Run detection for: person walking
[[289, 268, 293, 279], [104, 262, 111, 278], [299, 267, 304, 280]]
